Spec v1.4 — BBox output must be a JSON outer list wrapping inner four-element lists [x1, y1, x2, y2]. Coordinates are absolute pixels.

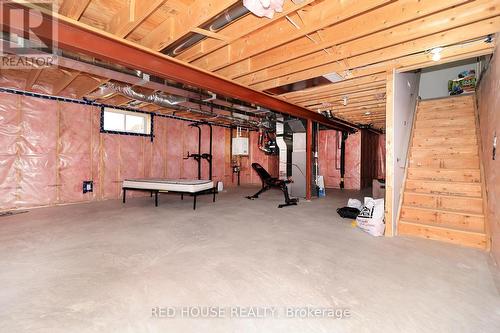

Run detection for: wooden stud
[[58, 0, 92, 20], [385, 70, 394, 237], [107, 0, 165, 38]]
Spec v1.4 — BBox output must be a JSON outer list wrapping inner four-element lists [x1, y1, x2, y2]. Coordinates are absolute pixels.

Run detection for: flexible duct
[[162, 3, 250, 56], [107, 82, 186, 105], [106, 83, 264, 129]]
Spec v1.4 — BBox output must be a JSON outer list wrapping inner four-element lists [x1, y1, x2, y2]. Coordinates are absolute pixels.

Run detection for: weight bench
[[246, 163, 298, 208]]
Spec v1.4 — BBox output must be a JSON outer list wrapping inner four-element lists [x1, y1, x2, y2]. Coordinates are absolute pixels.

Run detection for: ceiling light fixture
[[365, 111, 371, 115], [430, 47, 443, 61]]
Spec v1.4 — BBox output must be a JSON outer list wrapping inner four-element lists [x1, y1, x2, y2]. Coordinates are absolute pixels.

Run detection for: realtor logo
[[0, 0, 58, 69]]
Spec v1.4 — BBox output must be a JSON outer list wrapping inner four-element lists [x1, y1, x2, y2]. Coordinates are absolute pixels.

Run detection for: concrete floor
[[0, 186, 499, 333]]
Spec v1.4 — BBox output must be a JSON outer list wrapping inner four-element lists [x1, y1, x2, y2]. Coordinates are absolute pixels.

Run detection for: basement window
[[101, 107, 152, 136]]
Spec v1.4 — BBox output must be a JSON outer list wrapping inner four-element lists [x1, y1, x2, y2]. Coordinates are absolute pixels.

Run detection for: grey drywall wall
[[393, 71, 420, 233], [419, 59, 478, 99]]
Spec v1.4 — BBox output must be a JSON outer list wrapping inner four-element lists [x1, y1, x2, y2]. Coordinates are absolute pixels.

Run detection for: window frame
[[100, 106, 154, 139]]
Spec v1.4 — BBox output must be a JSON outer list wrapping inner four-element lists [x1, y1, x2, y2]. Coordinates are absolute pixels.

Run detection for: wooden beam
[[394, 44, 496, 72], [251, 16, 500, 90], [288, 81, 387, 106], [217, 0, 469, 79], [52, 71, 80, 95], [329, 103, 387, 113], [58, 0, 91, 20], [305, 93, 387, 109], [2, 2, 356, 132], [140, 0, 239, 51], [284, 73, 387, 102], [177, 0, 316, 63], [107, 0, 165, 38], [243, 0, 500, 85], [76, 78, 110, 99], [25, 68, 42, 90], [192, 0, 392, 71], [191, 27, 231, 43]]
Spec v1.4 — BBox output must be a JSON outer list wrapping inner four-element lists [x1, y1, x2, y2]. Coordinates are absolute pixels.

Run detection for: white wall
[[391, 71, 420, 234], [419, 59, 478, 99]]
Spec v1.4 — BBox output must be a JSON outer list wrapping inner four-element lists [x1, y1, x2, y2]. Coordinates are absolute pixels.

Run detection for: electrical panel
[[232, 137, 249, 156]]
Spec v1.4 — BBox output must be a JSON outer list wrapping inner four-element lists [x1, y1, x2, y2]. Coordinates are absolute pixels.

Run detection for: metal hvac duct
[[106, 83, 265, 129], [162, 3, 250, 56], [107, 82, 187, 105]]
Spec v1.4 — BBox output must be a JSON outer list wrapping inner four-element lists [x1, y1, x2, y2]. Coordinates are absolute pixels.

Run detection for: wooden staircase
[[398, 94, 488, 249]]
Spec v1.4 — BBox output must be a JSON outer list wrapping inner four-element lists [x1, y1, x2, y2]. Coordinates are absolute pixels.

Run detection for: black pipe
[[189, 123, 202, 180], [207, 123, 213, 180], [340, 132, 348, 189]]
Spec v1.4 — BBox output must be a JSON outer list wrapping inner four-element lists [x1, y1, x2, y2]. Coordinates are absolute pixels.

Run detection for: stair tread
[[407, 167, 480, 171], [403, 190, 482, 200], [399, 220, 486, 235], [406, 179, 481, 185], [411, 146, 478, 149], [401, 205, 484, 217]]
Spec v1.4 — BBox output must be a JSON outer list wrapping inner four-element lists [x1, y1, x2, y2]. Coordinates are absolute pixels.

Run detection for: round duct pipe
[[162, 3, 250, 56]]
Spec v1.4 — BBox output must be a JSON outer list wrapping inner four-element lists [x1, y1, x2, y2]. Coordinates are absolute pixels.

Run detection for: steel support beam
[[1, 2, 357, 132], [306, 119, 313, 201]]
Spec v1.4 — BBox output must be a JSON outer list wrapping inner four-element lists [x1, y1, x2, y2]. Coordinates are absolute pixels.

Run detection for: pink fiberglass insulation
[[377, 134, 386, 179], [102, 134, 121, 199], [319, 130, 341, 188], [150, 117, 167, 178], [120, 135, 147, 198], [58, 102, 93, 203], [211, 126, 227, 183], [0, 89, 284, 210], [344, 132, 362, 190], [0, 92, 20, 209], [249, 131, 266, 184], [0, 70, 25, 90], [318, 130, 362, 190], [200, 125, 210, 180], [165, 118, 183, 179], [18, 96, 58, 207], [90, 106, 101, 201], [182, 122, 200, 179]]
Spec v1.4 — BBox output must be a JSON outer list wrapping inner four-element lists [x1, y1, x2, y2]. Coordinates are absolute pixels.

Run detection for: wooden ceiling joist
[[177, 0, 316, 63], [140, 0, 239, 51], [246, 12, 500, 89], [286, 82, 387, 106], [251, 21, 500, 90], [107, 0, 166, 38], [58, 0, 92, 20], [283, 73, 387, 100], [6, 0, 500, 131], [2, 2, 355, 132], [192, 0, 392, 71], [25, 68, 43, 90], [303, 89, 386, 107], [52, 70, 80, 95], [216, 0, 469, 79]]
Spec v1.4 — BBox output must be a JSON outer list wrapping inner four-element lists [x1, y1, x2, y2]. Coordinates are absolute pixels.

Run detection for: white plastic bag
[[347, 198, 362, 210], [356, 197, 385, 237]]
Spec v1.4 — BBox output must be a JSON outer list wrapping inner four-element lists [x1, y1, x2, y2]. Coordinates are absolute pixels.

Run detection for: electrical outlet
[[83, 181, 93, 194], [493, 132, 497, 161]]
